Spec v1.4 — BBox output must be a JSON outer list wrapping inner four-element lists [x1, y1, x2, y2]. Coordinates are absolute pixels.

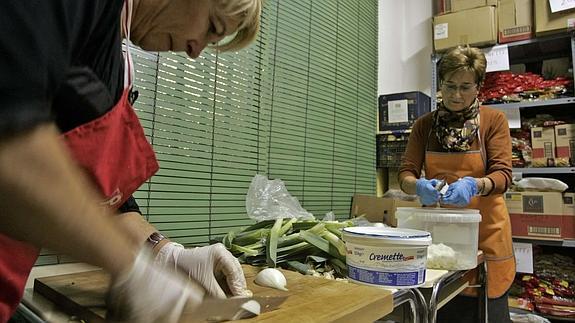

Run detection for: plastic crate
[[376, 133, 409, 168], [378, 91, 431, 131]]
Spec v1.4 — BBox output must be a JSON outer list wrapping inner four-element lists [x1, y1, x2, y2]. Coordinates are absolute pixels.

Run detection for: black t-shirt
[[0, 0, 140, 212]]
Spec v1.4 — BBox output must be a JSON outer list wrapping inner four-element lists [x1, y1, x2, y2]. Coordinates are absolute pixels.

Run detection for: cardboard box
[[350, 195, 420, 227], [434, 0, 452, 15], [504, 191, 523, 213], [535, 0, 575, 35], [531, 126, 556, 167], [378, 91, 431, 132], [498, 0, 533, 43], [452, 0, 497, 12], [433, 6, 498, 51], [508, 191, 564, 238], [562, 193, 575, 239], [554, 124, 575, 167]]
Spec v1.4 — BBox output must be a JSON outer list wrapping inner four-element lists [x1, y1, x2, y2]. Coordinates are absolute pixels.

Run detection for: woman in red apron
[[0, 0, 261, 321], [399, 46, 515, 323]]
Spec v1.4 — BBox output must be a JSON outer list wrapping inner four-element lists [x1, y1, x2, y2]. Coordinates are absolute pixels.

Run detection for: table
[[18, 264, 394, 323], [16, 259, 486, 323]]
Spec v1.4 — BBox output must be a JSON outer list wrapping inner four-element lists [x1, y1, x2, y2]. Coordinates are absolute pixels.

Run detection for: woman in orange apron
[[0, 0, 261, 321], [399, 46, 515, 323]]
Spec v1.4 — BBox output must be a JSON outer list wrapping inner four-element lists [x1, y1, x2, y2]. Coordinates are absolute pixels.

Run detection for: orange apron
[[425, 128, 516, 298]]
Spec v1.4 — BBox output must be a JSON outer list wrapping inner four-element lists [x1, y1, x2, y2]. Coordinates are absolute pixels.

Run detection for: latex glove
[[155, 242, 251, 298], [107, 248, 204, 323], [441, 176, 478, 207], [416, 178, 441, 206]]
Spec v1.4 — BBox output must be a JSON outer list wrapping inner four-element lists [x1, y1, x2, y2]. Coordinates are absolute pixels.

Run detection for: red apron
[[0, 1, 158, 320], [425, 124, 516, 298]]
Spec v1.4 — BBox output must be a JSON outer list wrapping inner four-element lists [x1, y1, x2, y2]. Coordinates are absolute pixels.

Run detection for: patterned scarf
[[434, 98, 480, 151]]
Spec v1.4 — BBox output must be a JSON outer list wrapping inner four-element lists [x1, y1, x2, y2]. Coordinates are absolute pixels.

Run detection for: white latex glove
[[107, 248, 205, 323], [155, 242, 252, 298]]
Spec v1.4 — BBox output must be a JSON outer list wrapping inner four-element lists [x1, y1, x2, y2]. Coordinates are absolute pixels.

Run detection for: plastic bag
[[245, 174, 314, 221], [515, 177, 568, 192], [510, 312, 551, 323], [322, 211, 335, 221], [381, 189, 419, 201]]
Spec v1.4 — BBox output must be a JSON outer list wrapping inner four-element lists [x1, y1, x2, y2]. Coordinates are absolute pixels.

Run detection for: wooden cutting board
[[34, 265, 393, 322]]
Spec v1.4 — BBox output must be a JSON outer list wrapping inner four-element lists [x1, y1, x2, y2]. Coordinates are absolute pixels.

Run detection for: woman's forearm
[[400, 175, 417, 195], [0, 124, 136, 276]]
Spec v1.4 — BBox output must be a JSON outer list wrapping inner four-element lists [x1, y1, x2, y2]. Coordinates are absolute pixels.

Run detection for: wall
[[378, 0, 433, 96]]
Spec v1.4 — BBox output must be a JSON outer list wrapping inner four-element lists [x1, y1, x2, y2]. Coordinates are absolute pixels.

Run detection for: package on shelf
[[378, 91, 430, 132], [554, 124, 575, 167], [534, 0, 575, 36], [433, 5, 497, 51], [562, 193, 575, 239], [451, 0, 496, 12], [531, 126, 557, 167], [542, 57, 572, 79], [505, 190, 575, 239], [498, 0, 533, 43], [350, 194, 420, 227]]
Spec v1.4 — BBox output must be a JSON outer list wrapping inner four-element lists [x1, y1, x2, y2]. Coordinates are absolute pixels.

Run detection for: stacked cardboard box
[[534, 0, 575, 36], [433, 6, 498, 51], [529, 124, 575, 167], [505, 191, 575, 239], [531, 126, 556, 167], [554, 124, 575, 167], [499, 0, 533, 43]]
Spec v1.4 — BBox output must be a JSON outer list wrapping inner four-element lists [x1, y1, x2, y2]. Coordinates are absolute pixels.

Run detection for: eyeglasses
[[441, 83, 477, 95]]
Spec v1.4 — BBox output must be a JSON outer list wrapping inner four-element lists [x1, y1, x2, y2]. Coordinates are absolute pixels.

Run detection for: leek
[[266, 218, 283, 267]]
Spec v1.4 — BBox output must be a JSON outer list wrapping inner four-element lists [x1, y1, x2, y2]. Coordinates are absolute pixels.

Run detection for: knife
[[180, 295, 288, 322]]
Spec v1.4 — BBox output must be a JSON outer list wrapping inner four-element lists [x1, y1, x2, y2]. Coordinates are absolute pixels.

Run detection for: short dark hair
[[438, 46, 487, 86]]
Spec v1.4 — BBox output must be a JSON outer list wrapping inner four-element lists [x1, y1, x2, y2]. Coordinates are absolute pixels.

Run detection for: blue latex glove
[[416, 178, 441, 206], [441, 176, 478, 207]]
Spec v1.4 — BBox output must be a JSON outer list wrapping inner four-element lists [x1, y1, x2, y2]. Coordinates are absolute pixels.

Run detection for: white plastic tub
[[342, 227, 432, 288], [395, 207, 481, 270]]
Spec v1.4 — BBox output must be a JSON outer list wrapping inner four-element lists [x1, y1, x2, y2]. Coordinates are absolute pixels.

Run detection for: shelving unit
[[513, 236, 575, 248], [512, 167, 575, 174], [431, 32, 575, 112]]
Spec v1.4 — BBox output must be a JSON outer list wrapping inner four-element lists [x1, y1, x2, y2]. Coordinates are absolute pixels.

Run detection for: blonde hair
[[438, 46, 487, 86], [212, 0, 262, 52]]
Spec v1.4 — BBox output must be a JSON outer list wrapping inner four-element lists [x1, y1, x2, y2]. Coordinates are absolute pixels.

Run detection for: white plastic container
[[342, 227, 432, 288], [395, 207, 482, 270]]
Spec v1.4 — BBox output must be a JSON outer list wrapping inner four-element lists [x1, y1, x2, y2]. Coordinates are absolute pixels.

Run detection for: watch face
[[148, 232, 165, 245]]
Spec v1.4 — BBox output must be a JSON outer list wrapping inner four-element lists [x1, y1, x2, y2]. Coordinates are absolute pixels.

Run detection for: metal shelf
[[487, 97, 575, 110], [376, 129, 411, 135], [513, 236, 575, 248], [510, 307, 575, 322], [512, 167, 575, 174]]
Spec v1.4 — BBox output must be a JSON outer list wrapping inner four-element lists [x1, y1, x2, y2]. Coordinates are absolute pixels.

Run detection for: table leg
[[477, 261, 488, 323], [393, 289, 428, 323]]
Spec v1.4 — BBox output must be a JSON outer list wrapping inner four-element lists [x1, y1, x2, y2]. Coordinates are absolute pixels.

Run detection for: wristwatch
[[146, 231, 166, 248]]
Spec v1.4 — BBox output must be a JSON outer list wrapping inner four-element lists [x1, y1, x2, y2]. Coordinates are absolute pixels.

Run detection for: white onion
[[254, 268, 288, 291]]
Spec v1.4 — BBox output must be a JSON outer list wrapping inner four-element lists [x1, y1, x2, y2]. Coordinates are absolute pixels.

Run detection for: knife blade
[[181, 295, 288, 322]]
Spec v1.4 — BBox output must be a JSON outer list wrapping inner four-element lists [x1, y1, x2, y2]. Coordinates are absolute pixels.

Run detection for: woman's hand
[[155, 242, 252, 298], [415, 178, 441, 206], [107, 248, 205, 323], [442, 176, 478, 207]]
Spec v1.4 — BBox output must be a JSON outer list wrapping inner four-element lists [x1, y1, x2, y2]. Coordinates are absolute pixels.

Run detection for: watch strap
[[146, 231, 166, 248]]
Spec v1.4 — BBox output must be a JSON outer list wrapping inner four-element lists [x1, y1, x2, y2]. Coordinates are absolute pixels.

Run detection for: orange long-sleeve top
[[398, 105, 512, 194]]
